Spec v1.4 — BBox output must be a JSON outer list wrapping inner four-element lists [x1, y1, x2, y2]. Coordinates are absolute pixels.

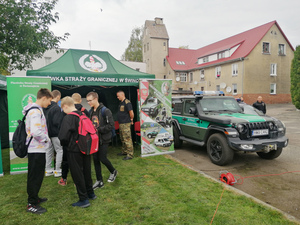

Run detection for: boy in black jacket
[[58, 96, 96, 208], [86, 92, 117, 190]]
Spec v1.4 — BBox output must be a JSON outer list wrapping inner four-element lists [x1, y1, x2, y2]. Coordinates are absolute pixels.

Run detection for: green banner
[[0, 135, 3, 177], [7, 77, 51, 174], [139, 79, 174, 157]]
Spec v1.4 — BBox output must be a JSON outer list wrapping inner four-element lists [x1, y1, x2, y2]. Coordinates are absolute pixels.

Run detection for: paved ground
[[171, 103, 300, 221]]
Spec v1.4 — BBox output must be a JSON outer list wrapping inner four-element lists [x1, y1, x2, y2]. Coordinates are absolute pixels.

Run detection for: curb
[[167, 154, 300, 224]]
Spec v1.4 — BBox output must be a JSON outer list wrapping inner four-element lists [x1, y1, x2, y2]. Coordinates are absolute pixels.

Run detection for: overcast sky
[[50, 0, 300, 60]]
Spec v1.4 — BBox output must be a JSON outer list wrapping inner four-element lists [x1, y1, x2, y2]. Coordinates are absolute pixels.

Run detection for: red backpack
[[69, 112, 99, 155]]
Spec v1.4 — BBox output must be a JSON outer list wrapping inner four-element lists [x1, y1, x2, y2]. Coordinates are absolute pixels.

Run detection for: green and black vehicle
[[172, 91, 288, 166]]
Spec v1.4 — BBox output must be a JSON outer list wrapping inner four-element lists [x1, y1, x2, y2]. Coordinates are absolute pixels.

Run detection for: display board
[[7, 77, 51, 174], [139, 79, 174, 157]]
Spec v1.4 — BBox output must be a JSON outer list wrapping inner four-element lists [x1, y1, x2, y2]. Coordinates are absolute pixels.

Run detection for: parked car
[[141, 97, 162, 118], [239, 103, 265, 116], [147, 131, 158, 139], [172, 91, 288, 166], [154, 137, 172, 147]]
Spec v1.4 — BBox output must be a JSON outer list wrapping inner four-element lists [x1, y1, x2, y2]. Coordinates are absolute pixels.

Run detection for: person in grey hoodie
[[25, 88, 53, 214]]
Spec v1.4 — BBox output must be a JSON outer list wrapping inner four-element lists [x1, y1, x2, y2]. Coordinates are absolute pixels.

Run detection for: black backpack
[[12, 107, 41, 158], [101, 106, 116, 138]]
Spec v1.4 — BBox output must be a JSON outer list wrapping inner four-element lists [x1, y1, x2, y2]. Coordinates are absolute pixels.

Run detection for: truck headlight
[[237, 124, 248, 134]]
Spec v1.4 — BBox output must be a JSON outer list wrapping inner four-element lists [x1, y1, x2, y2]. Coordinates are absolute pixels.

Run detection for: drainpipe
[[240, 57, 245, 96]]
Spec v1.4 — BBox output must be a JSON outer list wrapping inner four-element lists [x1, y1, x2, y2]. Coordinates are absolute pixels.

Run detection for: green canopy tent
[[0, 74, 9, 148], [26, 49, 155, 120], [27, 49, 155, 86]]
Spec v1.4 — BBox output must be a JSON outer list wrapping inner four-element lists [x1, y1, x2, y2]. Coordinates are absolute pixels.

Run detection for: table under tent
[[27, 49, 155, 122]]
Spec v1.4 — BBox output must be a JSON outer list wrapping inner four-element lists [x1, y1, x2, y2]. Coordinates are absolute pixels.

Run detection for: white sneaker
[[45, 170, 54, 177], [107, 170, 118, 183], [54, 170, 62, 177]]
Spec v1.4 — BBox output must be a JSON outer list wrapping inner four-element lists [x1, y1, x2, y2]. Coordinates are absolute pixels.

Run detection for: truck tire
[[207, 133, 234, 166], [257, 147, 282, 159], [173, 126, 183, 148]]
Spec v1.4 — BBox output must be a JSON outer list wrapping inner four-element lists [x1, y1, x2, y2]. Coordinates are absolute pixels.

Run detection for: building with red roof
[[143, 18, 294, 104]]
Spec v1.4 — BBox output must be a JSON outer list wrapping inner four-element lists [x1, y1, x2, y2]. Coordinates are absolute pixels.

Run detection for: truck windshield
[[200, 98, 242, 113]]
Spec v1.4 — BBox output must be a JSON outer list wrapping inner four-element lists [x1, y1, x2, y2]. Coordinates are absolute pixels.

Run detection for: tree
[[121, 26, 143, 62], [0, 0, 69, 72], [290, 45, 300, 109]]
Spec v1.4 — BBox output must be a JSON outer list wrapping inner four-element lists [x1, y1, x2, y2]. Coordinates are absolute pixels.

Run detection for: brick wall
[[242, 94, 292, 104]]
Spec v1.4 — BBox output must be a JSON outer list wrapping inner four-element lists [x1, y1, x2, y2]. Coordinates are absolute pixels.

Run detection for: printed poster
[[7, 77, 51, 174], [139, 79, 174, 157]]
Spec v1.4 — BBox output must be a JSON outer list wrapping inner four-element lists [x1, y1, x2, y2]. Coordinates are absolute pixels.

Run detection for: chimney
[[155, 17, 163, 25]]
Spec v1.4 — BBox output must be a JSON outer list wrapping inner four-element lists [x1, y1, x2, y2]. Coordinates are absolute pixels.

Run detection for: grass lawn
[[0, 146, 297, 225]]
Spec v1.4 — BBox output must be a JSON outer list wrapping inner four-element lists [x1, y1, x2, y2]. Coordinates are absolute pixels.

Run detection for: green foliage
[[0, 147, 297, 224], [121, 26, 143, 62], [290, 45, 300, 109], [0, 0, 69, 72]]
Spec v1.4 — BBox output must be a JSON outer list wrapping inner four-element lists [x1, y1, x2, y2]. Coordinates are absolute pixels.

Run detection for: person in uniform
[[252, 96, 266, 114], [116, 90, 134, 160]]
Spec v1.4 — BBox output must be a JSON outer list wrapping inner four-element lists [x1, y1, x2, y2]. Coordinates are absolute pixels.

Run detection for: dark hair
[[86, 91, 98, 99], [37, 88, 53, 99]]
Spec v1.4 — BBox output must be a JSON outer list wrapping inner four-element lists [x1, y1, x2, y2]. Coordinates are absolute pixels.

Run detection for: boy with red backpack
[[58, 96, 96, 207]]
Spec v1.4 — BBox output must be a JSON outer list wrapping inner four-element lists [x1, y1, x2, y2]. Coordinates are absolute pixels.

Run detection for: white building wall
[[11, 49, 67, 76]]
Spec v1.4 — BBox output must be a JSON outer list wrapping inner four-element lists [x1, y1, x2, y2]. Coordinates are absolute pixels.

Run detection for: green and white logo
[[22, 94, 36, 108]]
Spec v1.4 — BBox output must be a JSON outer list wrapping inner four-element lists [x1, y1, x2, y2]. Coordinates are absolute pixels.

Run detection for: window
[[215, 66, 221, 78], [163, 58, 166, 67], [270, 83, 276, 94], [163, 42, 166, 51], [163, 75, 167, 79], [232, 83, 237, 95], [201, 87, 204, 91], [278, 44, 285, 55], [270, 63, 277, 76], [147, 43, 149, 51], [44, 57, 52, 65], [176, 61, 185, 65], [184, 100, 195, 114], [200, 70, 205, 80], [263, 42, 270, 54], [216, 85, 220, 91], [203, 57, 208, 63], [218, 52, 225, 59], [180, 73, 187, 82], [189, 73, 193, 83], [178, 88, 183, 91], [232, 63, 238, 76]]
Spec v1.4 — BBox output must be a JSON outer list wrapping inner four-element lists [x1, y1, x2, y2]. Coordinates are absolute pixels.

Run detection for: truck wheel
[[257, 148, 283, 159], [207, 133, 234, 166], [173, 126, 183, 148]]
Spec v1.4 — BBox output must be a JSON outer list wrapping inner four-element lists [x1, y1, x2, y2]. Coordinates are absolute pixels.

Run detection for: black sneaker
[[92, 180, 104, 190], [38, 197, 48, 204], [71, 199, 90, 208], [107, 170, 118, 183], [88, 193, 97, 200], [117, 153, 127, 156], [27, 204, 47, 214], [123, 156, 133, 161]]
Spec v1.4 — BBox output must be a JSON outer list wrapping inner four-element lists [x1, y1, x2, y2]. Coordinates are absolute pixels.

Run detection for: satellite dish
[[220, 83, 226, 89], [200, 74, 205, 78], [226, 86, 232, 93], [194, 81, 198, 85], [176, 77, 180, 82]]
